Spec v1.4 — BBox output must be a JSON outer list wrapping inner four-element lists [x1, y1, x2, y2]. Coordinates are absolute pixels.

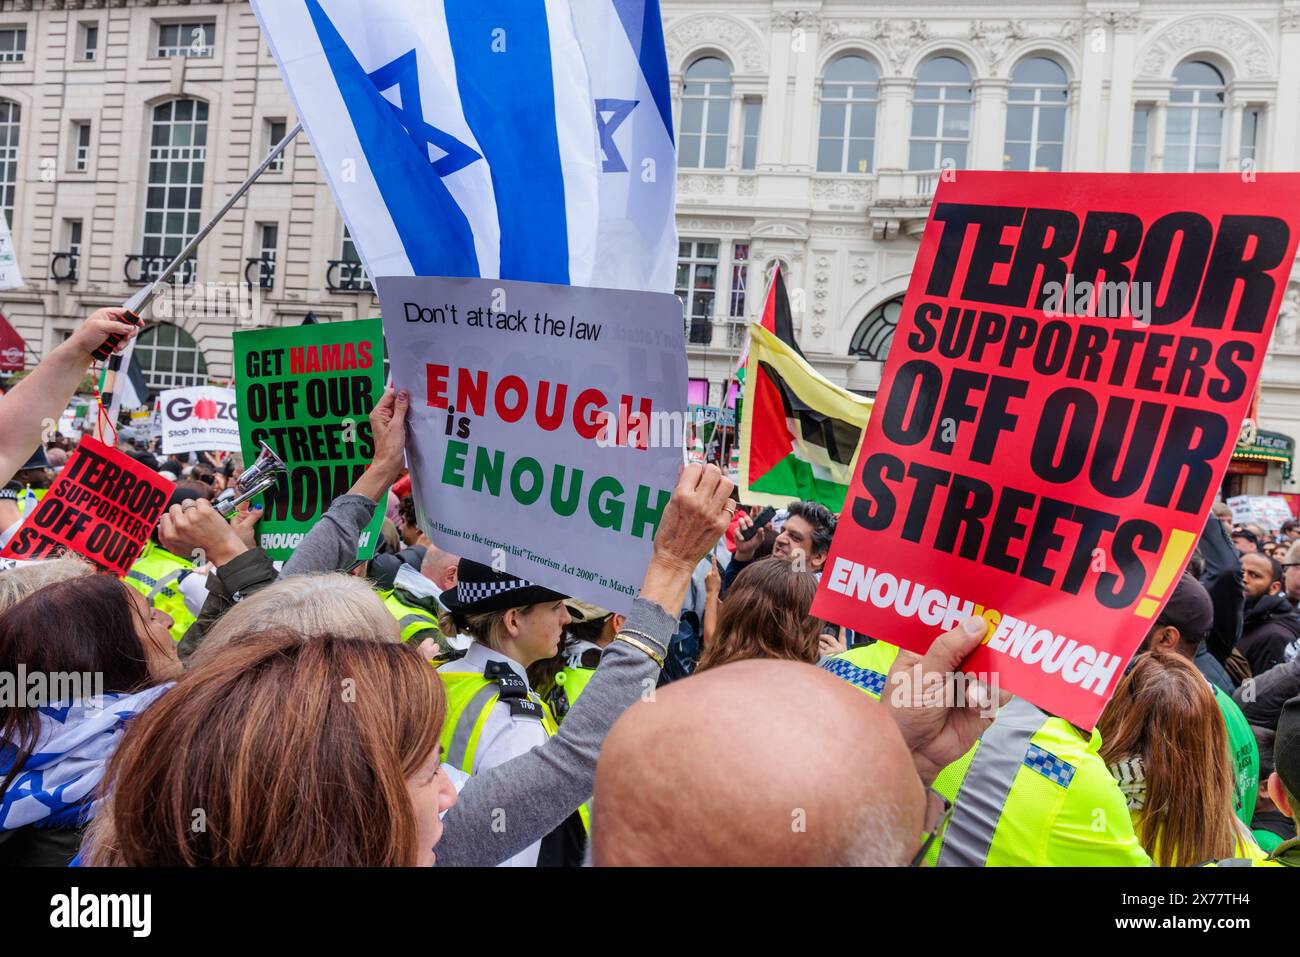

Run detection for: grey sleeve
[[433, 595, 676, 867], [277, 494, 377, 578]]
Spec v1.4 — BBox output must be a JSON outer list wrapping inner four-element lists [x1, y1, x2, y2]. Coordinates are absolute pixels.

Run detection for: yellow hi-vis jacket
[[16, 486, 44, 518], [123, 541, 195, 643], [1201, 835, 1299, 867], [821, 641, 902, 700], [927, 698, 1152, 867], [550, 666, 596, 718], [378, 588, 440, 644], [825, 643, 1152, 867], [438, 660, 590, 833]]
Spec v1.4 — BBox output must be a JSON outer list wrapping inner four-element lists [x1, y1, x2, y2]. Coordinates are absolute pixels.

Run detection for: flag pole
[[718, 325, 747, 472], [721, 263, 779, 475], [96, 122, 304, 443]]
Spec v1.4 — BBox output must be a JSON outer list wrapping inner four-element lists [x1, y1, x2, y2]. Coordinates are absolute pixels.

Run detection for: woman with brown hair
[[1098, 650, 1268, 866], [695, 557, 821, 674], [83, 461, 737, 867], [0, 574, 179, 865], [87, 630, 456, 866]]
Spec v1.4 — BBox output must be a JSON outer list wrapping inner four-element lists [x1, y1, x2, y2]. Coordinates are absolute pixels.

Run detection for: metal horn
[[215, 441, 287, 517]]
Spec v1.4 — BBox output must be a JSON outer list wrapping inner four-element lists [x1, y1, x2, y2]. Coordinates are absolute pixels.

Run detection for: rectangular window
[[336, 226, 373, 292], [908, 75, 972, 171], [78, 22, 98, 62], [679, 64, 731, 170], [1130, 107, 1149, 173], [0, 100, 20, 228], [256, 222, 278, 289], [741, 100, 761, 171], [676, 239, 718, 345], [71, 122, 91, 172], [0, 28, 26, 63], [728, 242, 749, 319], [141, 99, 208, 283], [59, 214, 81, 278], [1241, 108, 1260, 169], [67, 223, 81, 280], [156, 21, 215, 58], [265, 119, 287, 173]]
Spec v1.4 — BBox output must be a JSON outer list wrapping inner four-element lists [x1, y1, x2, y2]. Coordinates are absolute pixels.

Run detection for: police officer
[[823, 632, 1150, 866], [922, 697, 1151, 866], [125, 488, 199, 643], [437, 558, 587, 866], [533, 601, 626, 722], [12, 446, 52, 519], [368, 545, 444, 648]]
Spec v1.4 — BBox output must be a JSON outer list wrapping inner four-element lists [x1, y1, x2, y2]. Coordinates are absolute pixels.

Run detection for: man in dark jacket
[[1194, 514, 1245, 687], [1240, 552, 1300, 676], [1258, 695, 1300, 865]]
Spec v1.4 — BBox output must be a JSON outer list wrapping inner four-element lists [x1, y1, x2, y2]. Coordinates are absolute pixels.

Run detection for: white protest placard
[[159, 386, 241, 455], [379, 276, 687, 613], [1228, 494, 1296, 532]]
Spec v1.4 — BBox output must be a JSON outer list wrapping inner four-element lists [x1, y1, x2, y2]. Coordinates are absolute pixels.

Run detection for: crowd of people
[[1, 310, 1299, 868]]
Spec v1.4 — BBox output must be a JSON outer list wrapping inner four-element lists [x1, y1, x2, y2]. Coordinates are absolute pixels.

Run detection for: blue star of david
[[368, 50, 481, 177], [595, 98, 638, 173]]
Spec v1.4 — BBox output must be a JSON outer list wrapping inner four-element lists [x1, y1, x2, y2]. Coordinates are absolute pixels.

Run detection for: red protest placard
[[811, 172, 1300, 729], [0, 437, 174, 575]]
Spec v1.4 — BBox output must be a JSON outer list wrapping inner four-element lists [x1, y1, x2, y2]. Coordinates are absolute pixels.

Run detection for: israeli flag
[[253, 0, 677, 293], [576, 0, 678, 293], [253, 0, 599, 285]]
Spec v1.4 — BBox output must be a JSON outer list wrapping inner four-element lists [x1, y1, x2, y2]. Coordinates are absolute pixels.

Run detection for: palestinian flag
[[736, 264, 802, 384], [739, 322, 872, 511]]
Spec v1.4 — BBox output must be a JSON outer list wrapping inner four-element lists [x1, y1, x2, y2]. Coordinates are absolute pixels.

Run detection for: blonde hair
[[439, 607, 510, 651], [0, 557, 95, 613], [194, 573, 399, 663], [437, 606, 549, 654]]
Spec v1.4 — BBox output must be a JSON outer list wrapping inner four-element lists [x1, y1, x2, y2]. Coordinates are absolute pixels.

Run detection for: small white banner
[[159, 386, 241, 455]]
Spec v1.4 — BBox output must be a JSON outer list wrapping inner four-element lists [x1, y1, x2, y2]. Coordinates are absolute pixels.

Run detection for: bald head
[[592, 659, 924, 866], [420, 545, 459, 592]]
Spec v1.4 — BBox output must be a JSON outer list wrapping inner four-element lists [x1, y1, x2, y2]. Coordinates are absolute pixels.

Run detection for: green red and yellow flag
[[738, 321, 872, 511]]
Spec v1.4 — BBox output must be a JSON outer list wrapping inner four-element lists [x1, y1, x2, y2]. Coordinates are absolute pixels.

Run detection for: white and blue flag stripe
[[576, 0, 678, 293], [253, 0, 602, 286]]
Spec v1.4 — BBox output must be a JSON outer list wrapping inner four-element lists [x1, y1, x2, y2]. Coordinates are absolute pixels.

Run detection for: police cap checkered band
[[455, 577, 536, 606], [440, 557, 579, 620]]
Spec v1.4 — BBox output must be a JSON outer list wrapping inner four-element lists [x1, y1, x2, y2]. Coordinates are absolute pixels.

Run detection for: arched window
[[143, 99, 208, 282], [763, 256, 789, 291], [679, 57, 731, 169], [850, 296, 903, 361], [817, 55, 880, 173], [1166, 61, 1224, 173], [0, 100, 19, 228], [1004, 57, 1068, 171], [909, 57, 971, 171], [135, 322, 208, 389]]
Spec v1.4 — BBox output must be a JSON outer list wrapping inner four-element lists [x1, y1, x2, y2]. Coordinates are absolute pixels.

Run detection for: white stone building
[[0, 0, 1297, 494]]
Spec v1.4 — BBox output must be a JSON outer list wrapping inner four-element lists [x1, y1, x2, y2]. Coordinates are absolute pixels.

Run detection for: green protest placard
[[233, 318, 385, 561]]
